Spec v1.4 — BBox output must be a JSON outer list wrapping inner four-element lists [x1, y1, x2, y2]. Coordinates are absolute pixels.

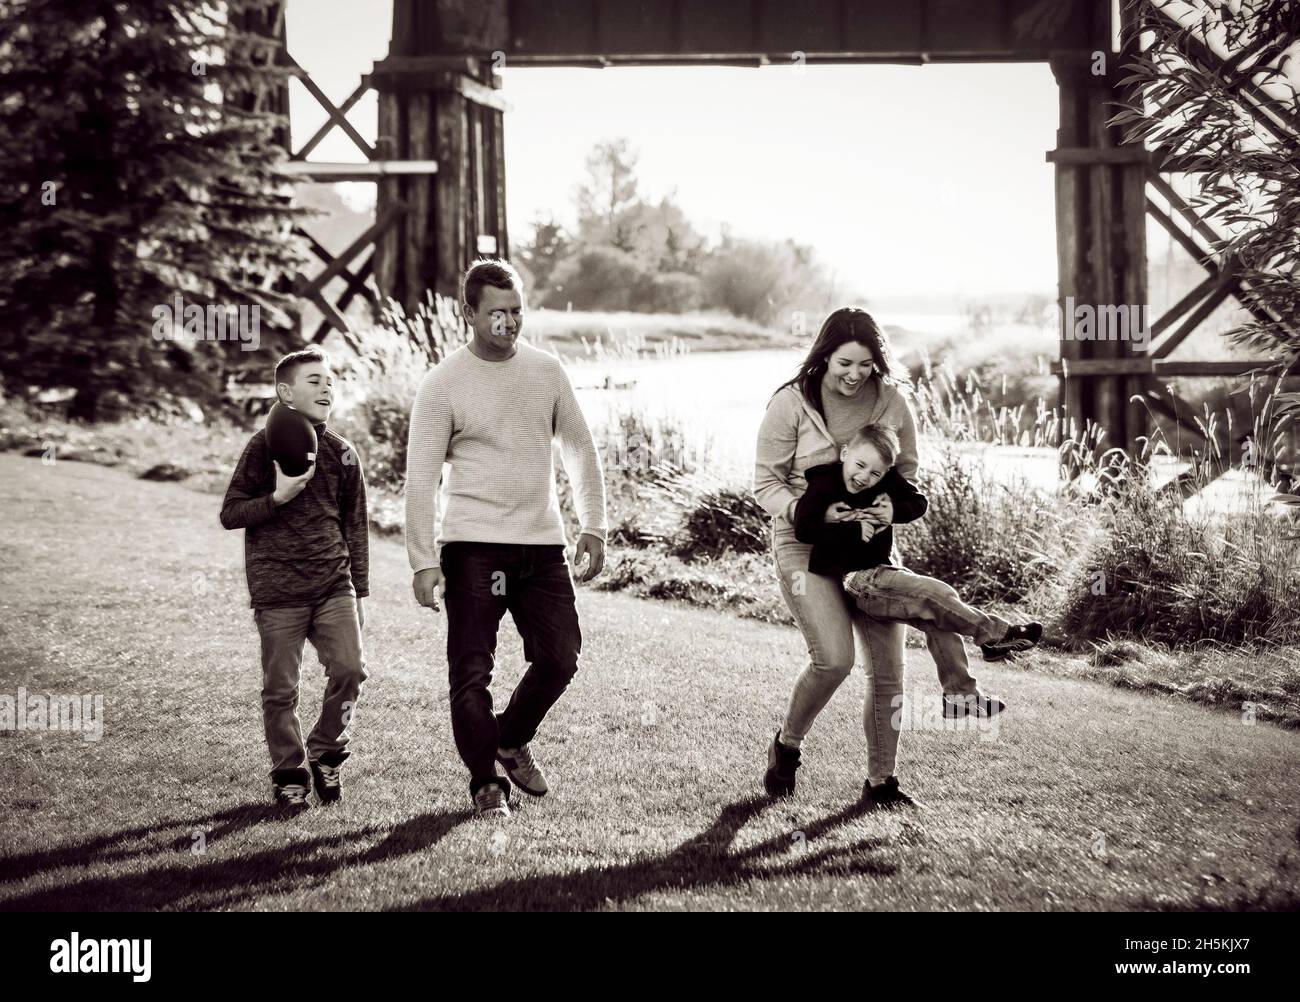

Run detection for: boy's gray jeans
[[253, 591, 367, 781], [845, 565, 1009, 687]]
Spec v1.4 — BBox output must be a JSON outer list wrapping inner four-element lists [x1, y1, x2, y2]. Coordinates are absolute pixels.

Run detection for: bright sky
[[286, 0, 1060, 303]]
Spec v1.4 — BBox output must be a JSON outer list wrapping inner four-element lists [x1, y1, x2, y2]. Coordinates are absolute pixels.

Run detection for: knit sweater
[[220, 421, 369, 609], [404, 340, 608, 572]]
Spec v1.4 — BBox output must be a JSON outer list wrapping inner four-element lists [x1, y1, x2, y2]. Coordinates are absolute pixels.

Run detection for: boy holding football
[[220, 346, 370, 811]]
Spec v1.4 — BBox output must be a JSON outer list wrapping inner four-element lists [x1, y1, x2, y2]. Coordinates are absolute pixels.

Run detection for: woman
[[754, 307, 938, 807]]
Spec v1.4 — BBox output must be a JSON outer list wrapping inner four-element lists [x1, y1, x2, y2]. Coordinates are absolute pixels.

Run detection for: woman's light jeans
[[771, 518, 905, 785]]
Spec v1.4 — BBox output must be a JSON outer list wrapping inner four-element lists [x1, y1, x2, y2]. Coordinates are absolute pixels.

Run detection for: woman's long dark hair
[[775, 307, 907, 417]]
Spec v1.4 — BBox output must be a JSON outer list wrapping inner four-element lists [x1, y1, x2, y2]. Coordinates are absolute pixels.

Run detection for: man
[[405, 259, 607, 818]]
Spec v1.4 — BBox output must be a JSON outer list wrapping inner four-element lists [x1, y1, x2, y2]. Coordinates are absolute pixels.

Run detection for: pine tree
[[0, 0, 307, 419]]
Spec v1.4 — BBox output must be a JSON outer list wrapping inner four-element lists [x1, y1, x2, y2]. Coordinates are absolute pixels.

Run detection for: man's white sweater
[[404, 340, 608, 572]]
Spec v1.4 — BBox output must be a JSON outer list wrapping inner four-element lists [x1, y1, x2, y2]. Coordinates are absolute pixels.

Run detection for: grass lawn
[[1, 453, 1298, 911]]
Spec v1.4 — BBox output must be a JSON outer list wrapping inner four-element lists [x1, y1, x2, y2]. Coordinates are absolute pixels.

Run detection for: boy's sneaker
[[472, 781, 511, 819], [496, 744, 548, 797], [309, 757, 344, 805], [863, 775, 923, 810], [942, 693, 1006, 719], [271, 767, 312, 812], [763, 729, 801, 797], [980, 622, 1043, 662], [272, 783, 310, 813]]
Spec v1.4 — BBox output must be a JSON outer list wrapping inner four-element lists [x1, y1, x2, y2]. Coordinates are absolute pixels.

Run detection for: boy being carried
[[792, 423, 1040, 718]]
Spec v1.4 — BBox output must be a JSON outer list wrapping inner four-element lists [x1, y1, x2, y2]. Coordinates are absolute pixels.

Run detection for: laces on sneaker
[[315, 762, 341, 788], [278, 783, 309, 803]]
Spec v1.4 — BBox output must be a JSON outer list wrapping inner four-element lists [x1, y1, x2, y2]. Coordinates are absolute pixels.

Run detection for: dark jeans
[[440, 542, 582, 792]]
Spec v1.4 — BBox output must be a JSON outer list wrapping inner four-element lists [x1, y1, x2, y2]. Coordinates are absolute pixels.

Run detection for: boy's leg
[[253, 606, 313, 782], [497, 545, 581, 750], [304, 592, 368, 764], [850, 567, 991, 697], [441, 542, 515, 792], [851, 566, 1010, 646]]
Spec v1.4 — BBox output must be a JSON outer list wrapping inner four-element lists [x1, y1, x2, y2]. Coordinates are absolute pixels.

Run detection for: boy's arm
[[220, 434, 277, 530], [404, 372, 454, 572], [343, 444, 370, 598], [553, 365, 608, 544], [879, 469, 928, 524], [793, 471, 856, 546]]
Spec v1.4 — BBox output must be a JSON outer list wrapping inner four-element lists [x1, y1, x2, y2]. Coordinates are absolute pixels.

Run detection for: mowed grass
[[0, 454, 1298, 911]]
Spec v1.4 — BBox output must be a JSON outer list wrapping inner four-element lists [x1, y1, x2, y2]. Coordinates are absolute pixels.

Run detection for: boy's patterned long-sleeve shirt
[[220, 421, 369, 609], [404, 341, 607, 572]]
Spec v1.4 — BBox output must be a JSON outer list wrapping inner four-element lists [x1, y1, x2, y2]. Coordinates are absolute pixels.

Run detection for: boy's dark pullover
[[792, 462, 928, 578], [220, 421, 369, 609]]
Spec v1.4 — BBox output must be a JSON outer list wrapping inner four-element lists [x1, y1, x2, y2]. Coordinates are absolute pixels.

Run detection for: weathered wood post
[[370, 0, 511, 312], [1049, 3, 1150, 465]]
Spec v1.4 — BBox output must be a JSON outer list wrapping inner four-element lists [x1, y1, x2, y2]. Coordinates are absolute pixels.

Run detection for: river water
[[566, 346, 1068, 490]]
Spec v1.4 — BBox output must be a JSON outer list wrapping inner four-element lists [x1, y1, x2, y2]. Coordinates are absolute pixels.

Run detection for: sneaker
[[473, 781, 511, 819], [942, 693, 1006, 719], [272, 782, 310, 812], [863, 775, 923, 810], [496, 744, 548, 797], [763, 729, 801, 797], [981, 622, 1043, 662], [309, 758, 343, 804]]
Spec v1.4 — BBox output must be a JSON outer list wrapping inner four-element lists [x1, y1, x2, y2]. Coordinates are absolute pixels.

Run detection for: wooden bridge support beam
[[370, 0, 511, 312], [1050, 41, 1150, 462]]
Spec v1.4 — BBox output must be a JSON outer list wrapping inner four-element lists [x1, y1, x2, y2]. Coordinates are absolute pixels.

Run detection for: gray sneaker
[[473, 782, 511, 818], [496, 744, 548, 797]]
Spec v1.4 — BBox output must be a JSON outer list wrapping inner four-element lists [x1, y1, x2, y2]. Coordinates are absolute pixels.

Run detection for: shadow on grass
[[1, 795, 899, 911], [0, 803, 283, 883], [0, 805, 472, 911], [395, 793, 898, 912]]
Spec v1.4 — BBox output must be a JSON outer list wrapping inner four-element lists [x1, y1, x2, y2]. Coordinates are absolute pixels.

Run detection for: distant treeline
[[514, 139, 844, 327]]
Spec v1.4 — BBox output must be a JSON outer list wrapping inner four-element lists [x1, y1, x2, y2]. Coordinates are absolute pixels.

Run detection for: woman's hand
[[824, 502, 858, 524]]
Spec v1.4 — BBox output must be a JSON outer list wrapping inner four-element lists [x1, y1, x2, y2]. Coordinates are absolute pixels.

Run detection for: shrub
[[549, 247, 646, 312], [668, 483, 770, 561], [556, 406, 716, 547], [328, 314, 443, 492], [898, 444, 1063, 606], [634, 271, 703, 313], [1054, 463, 1300, 646]]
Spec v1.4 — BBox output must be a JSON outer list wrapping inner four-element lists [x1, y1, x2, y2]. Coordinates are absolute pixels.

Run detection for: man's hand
[[272, 460, 315, 506], [573, 532, 606, 583], [412, 567, 446, 611], [356, 596, 365, 632]]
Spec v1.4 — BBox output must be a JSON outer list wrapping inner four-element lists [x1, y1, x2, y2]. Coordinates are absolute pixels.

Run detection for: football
[[265, 402, 317, 477]]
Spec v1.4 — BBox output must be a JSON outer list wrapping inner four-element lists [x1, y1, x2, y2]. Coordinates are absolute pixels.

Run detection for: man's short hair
[[462, 258, 524, 311], [274, 346, 330, 388], [848, 423, 900, 466]]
